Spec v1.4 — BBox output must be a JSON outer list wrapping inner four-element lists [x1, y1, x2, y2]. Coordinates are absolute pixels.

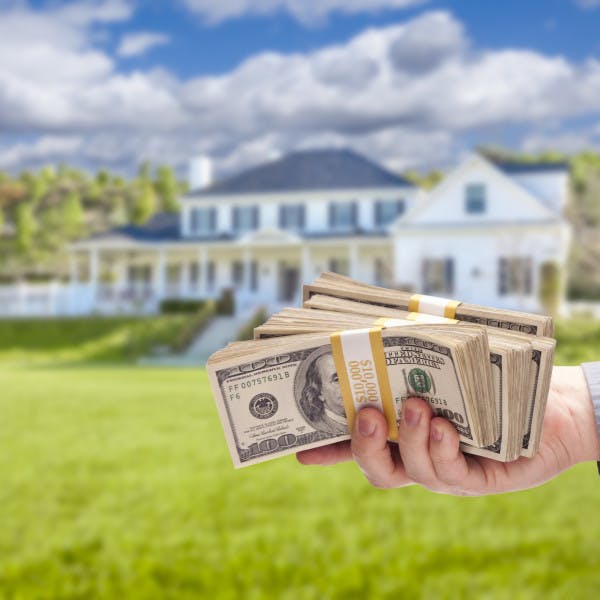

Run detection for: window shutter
[[299, 205, 305, 230], [190, 209, 197, 233], [329, 203, 335, 228], [351, 202, 358, 228], [232, 207, 239, 231], [397, 199, 405, 216], [445, 259, 454, 294], [279, 206, 285, 228], [375, 201, 381, 226], [253, 206, 259, 229], [209, 208, 217, 232]]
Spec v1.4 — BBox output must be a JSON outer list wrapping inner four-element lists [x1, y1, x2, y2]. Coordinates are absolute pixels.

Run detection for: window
[[231, 261, 244, 287], [375, 200, 405, 226], [189, 262, 199, 286], [329, 258, 350, 276], [465, 184, 486, 214], [207, 262, 216, 290], [232, 206, 259, 232], [422, 258, 454, 295], [279, 204, 305, 230], [250, 261, 259, 292], [190, 207, 216, 235], [329, 202, 357, 230], [374, 258, 390, 286], [498, 257, 533, 296]]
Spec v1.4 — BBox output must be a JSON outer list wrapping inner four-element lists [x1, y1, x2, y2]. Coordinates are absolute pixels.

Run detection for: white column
[[301, 245, 312, 285], [155, 249, 166, 301], [199, 247, 208, 297], [349, 243, 359, 280]]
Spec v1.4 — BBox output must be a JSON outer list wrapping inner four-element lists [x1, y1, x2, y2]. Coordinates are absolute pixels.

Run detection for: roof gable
[[186, 149, 414, 196], [396, 153, 560, 227]]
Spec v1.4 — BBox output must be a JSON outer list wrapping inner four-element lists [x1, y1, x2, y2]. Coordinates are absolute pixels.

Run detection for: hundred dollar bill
[[208, 327, 496, 468]]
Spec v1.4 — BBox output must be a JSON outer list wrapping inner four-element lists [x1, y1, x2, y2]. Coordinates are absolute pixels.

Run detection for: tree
[[62, 191, 84, 238], [16, 202, 36, 252], [154, 164, 180, 212], [131, 184, 156, 225]]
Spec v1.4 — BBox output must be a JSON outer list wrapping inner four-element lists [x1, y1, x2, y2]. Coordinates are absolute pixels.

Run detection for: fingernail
[[358, 412, 376, 437], [431, 425, 443, 442], [404, 407, 421, 427]]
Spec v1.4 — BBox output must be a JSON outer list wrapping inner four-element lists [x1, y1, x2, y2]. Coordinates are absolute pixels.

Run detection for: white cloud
[[181, 0, 428, 26], [574, 0, 600, 9], [2, 7, 600, 177], [117, 32, 170, 57]]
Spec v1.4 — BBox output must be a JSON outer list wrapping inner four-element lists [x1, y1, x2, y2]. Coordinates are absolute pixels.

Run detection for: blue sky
[[1, 0, 600, 177]]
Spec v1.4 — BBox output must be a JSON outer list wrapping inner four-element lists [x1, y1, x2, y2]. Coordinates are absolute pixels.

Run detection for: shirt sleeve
[[581, 362, 600, 474]]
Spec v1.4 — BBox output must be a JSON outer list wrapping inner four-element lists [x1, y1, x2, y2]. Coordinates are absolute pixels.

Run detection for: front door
[[279, 264, 300, 302]]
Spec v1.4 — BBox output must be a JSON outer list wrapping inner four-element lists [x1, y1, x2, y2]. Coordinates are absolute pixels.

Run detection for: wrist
[[551, 366, 600, 464]]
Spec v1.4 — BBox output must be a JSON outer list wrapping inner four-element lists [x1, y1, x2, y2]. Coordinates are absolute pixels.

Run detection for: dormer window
[[279, 204, 305, 230], [465, 184, 486, 214], [190, 207, 216, 235], [375, 199, 405, 226], [233, 205, 259, 233], [329, 201, 357, 230]]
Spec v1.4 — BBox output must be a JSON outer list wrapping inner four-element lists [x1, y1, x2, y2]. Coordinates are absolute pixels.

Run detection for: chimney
[[188, 155, 213, 190]]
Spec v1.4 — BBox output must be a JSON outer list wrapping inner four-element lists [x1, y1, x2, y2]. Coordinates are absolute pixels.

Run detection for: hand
[[296, 366, 600, 495]]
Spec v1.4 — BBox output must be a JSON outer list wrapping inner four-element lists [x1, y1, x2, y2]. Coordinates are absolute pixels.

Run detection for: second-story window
[[279, 204, 305, 230], [190, 207, 216, 235], [329, 201, 357, 230], [375, 199, 405, 226], [232, 205, 259, 233], [465, 184, 486, 214]]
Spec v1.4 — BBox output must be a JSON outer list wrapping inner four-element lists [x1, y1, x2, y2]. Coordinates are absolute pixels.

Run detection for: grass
[[0, 307, 214, 365], [1, 318, 600, 598]]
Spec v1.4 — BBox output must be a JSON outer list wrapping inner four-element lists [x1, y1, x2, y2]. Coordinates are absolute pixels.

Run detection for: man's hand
[[296, 366, 600, 495]]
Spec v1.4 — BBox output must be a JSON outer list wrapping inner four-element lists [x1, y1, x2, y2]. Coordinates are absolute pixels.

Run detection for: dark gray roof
[[87, 212, 182, 242], [186, 149, 414, 196], [493, 160, 569, 175]]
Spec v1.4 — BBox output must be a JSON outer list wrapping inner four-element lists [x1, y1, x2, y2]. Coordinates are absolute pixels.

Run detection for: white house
[[0, 149, 571, 316]]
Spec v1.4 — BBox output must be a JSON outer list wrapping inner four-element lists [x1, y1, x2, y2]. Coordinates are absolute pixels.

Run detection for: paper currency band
[[375, 314, 459, 326], [408, 294, 462, 319], [330, 327, 398, 441]]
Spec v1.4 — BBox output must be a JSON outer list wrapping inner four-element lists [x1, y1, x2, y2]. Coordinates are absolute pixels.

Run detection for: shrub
[[237, 307, 268, 341], [539, 261, 561, 315], [160, 298, 207, 314], [216, 288, 235, 315]]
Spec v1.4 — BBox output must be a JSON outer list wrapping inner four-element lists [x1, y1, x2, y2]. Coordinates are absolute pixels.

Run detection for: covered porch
[[68, 231, 394, 315]]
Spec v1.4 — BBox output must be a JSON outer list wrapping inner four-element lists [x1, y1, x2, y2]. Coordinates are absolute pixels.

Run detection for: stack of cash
[[208, 274, 555, 468]]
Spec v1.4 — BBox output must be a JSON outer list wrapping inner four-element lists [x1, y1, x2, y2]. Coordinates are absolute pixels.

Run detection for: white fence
[[0, 283, 96, 317]]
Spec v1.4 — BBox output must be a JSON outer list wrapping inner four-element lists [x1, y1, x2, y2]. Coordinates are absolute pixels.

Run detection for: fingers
[[351, 407, 412, 489], [428, 417, 470, 489], [397, 397, 438, 487], [296, 440, 352, 466]]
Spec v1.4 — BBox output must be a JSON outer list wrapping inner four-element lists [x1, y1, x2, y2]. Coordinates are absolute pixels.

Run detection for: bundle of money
[[209, 322, 497, 467], [301, 276, 555, 457], [304, 272, 554, 337], [207, 274, 555, 468]]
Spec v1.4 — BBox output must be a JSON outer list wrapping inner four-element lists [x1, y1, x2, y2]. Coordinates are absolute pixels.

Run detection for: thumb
[[351, 407, 411, 489]]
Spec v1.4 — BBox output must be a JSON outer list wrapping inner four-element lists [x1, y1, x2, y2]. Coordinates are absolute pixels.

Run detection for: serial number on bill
[[228, 371, 291, 391]]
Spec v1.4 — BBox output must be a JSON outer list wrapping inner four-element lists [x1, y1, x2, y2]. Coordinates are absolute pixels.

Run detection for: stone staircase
[[139, 309, 257, 367]]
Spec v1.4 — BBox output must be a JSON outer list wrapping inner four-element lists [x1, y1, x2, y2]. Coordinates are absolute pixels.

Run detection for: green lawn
[[1, 319, 600, 599], [1, 365, 600, 599], [0, 309, 213, 365]]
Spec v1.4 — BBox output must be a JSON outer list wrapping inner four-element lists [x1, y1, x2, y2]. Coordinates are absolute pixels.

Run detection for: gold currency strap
[[329, 315, 458, 441], [408, 293, 462, 320]]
